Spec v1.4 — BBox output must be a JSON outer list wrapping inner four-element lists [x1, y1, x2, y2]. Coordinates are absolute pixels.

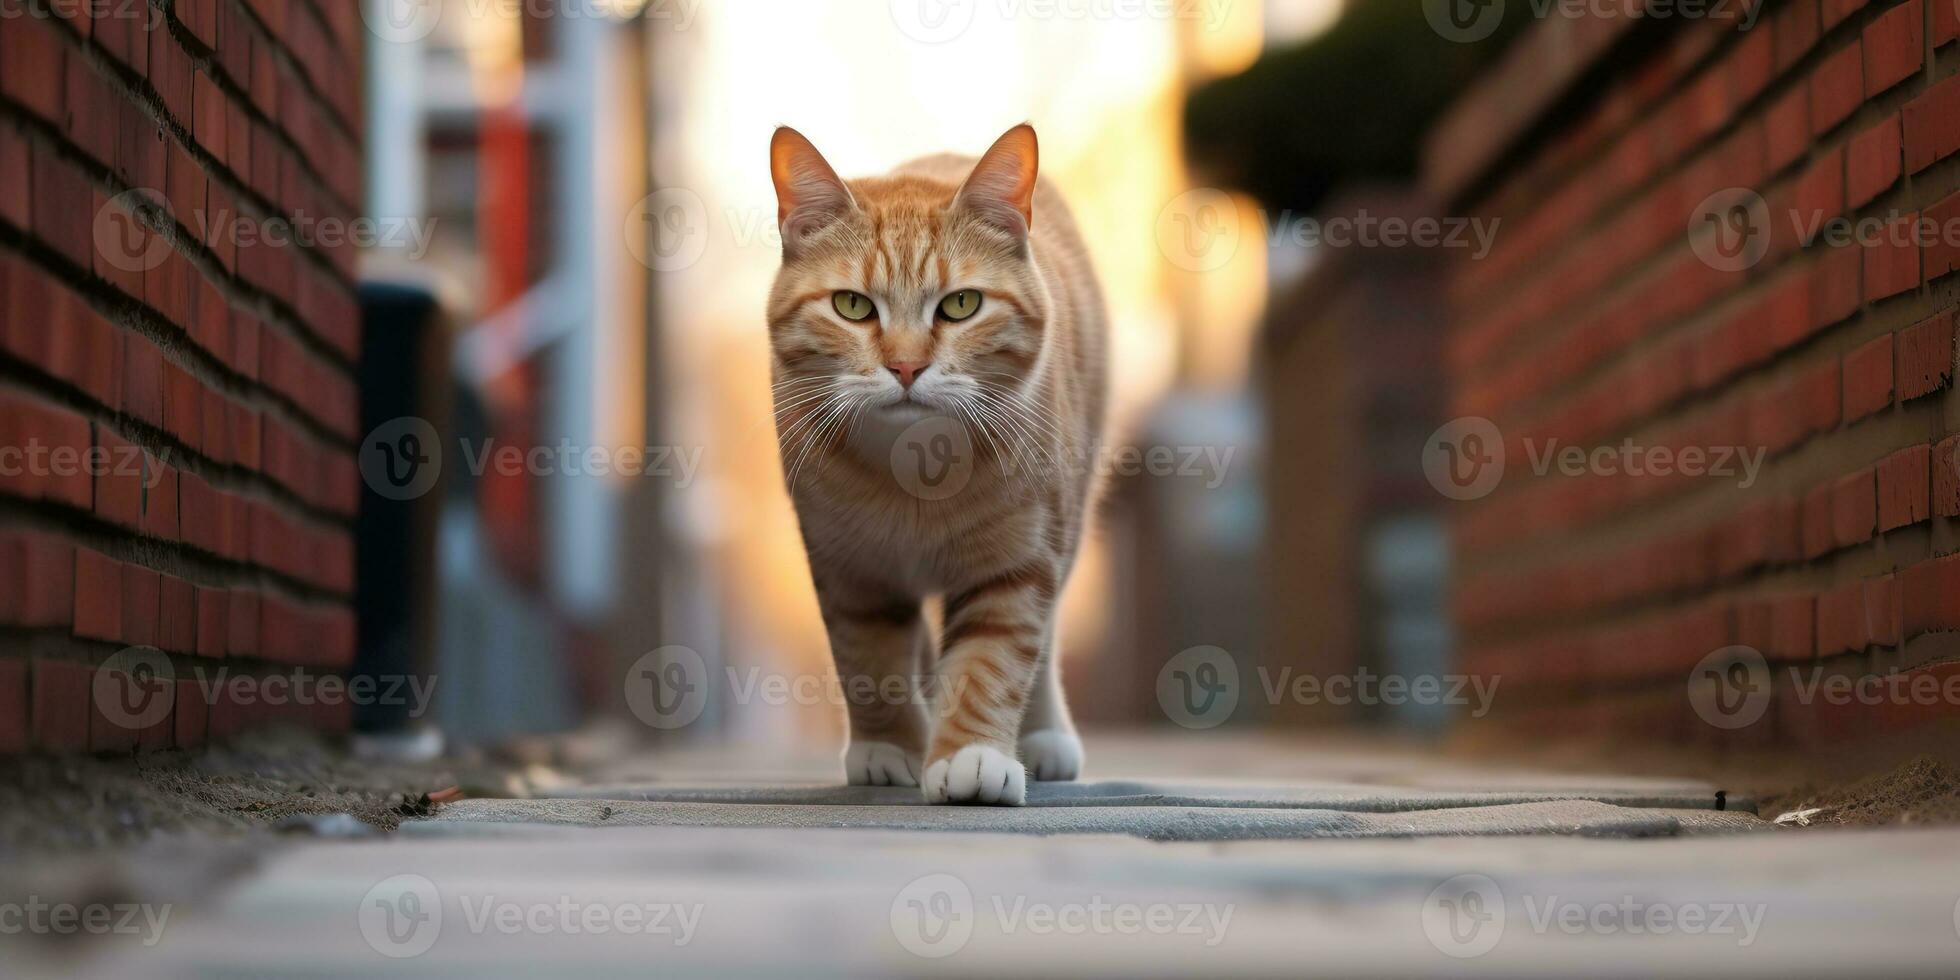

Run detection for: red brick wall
[[1429, 0, 1960, 747], [0, 0, 363, 753]]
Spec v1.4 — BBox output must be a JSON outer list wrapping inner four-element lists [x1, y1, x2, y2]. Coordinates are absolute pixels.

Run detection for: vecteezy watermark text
[[359, 416, 705, 501], [359, 874, 701, 959], [1422, 874, 1766, 958], [1156, 646, 1501, 729], [1424, 0, 1760, 45], [0, 898, 172, 946], [1422, 416, 1767, 501], [889, 873, 1233, 958], [1156, 189, 1501, 273]]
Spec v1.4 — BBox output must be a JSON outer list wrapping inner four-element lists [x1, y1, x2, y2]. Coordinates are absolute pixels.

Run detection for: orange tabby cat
[[766, 124, 1107, 805]]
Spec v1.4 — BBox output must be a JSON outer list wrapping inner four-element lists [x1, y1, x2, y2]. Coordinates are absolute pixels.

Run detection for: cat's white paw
[[922, 744, 1026, 806], [1018, 728, 1083, 782], [844, 740, 920, 787]]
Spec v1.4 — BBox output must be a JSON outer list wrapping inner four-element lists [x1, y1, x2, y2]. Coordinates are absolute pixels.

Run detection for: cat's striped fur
[[766, 124, 1107, 805]]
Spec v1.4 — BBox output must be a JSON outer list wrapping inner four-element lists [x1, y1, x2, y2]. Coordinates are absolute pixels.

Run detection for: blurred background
[[359, 0, 1498, 755]]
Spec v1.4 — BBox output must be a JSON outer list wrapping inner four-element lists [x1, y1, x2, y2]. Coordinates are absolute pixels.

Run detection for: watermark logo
[[889, 0, 979, 42], [92, 645, 175, 732], [1422, 416, 1505, 501], [1689, 647, 1960, 730], [1423, 0, 1505, 42], [1423, 874, 1506, 958], [889, 873, 1231, 958], [359, 416, 443, 501], [890, 415, 976, 501], [625, 187, 711, 272], [1155, 187, 1242, 273], [890, 873, 975, 958], [93, 189, 174, 274], [1689, 187, 1771, 272], [360, 874, 442, 959], [360, 0, 441, 43], [625, 645, 708, 730], [1157, 645, 1239, 729], [1687, 645, 1772, 730]]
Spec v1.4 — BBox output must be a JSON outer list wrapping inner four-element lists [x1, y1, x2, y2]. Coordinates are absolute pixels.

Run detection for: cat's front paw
[[1018, 728, 1083, 782], [922, 743, 1026, 806], [844, 740, 920, 787]]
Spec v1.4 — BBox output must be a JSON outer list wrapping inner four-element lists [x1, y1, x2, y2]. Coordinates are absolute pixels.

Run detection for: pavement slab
[[542, 777, 1741, 811], [68, 823, 1960, 978], [15, 734, 1957, 978], [415, 796, 1764, 840]]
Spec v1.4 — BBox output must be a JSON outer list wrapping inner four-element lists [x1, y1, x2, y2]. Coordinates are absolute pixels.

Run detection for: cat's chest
[[796, 483, 1045, 595]]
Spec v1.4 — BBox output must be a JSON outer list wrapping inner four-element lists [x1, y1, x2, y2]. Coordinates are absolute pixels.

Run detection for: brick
[[1775, 0, 1823, 70], [123, 335, 165, 428], [159, 575, 196, 654], [121, 562, 159, 648], [144, 456, 178, 540], [32, 142, 93, 267], [1816, 580, 1868, 656], [73, 548, 122, 641], [1926, 190, 1960, 282], [75, 306, 122, 407], [1843, 333, 1895, 421], [1832, 468, 1878, 545], [227, 589, 258, 658], [161, 360, 203, 451], [0, 659, 24, 753], [90, 663, 142, 754], [92, 425, 143, 529], [1803, 483, 1837, 557], [1935, 434, 1960, 516], [174, 677, 208, 748], [1809, 43, 1864, 137], [64, 55, 118, 165], [1865, 574, 1902, 645], [1862, 211, 1920, 301], [1812, 246, 1862, 326], [1822, 0, 1869, 29], [1903, 73, 1960, 173], [1765, 88, 1811, 174], [165, 141, 207, 238], [1896, 312, 1954, 399], [1845, 114, 1901, 210], [1769, 595, 1816, 660], [1876, 443, 1931, 530], [1902, 552, 1960, 634], [194, 586, 228, 658], [1861, 0, 1923, 97], [31, 660, 90, 751], [0, 125, 28, 229], [193, 70, 227, 163], [8, 532, 75, 628], [0, 11, 65, 123], [0, 390, 92, 509], [1730, 26, 1774, 106], [202, 388, 231, 466], [1794, 145, 1845, 225]]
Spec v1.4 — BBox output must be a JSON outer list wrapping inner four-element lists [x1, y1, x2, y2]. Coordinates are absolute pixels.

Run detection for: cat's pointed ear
[[771, 126, 855, 254], [954, 123, 1038, 241]]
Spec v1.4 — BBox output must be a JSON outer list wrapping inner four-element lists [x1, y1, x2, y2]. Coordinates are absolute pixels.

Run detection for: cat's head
[[765, 125, 1048, 420]]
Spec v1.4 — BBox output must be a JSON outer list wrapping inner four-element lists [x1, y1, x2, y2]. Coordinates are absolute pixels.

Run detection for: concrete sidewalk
[[18, 734, 1960, 977]]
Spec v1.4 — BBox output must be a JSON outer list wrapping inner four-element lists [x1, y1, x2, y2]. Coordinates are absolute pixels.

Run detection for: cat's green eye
[[832, 291, 875, 322], [938, 289, 982, 322]]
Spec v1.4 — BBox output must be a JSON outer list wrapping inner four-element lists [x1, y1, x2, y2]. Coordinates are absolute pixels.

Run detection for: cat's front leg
[[819, 591, 930, 787], [922, 562, 1058, 805]]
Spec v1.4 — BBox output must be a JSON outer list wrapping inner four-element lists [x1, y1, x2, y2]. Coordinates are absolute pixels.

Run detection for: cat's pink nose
[[886, 360, 931, 388]]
